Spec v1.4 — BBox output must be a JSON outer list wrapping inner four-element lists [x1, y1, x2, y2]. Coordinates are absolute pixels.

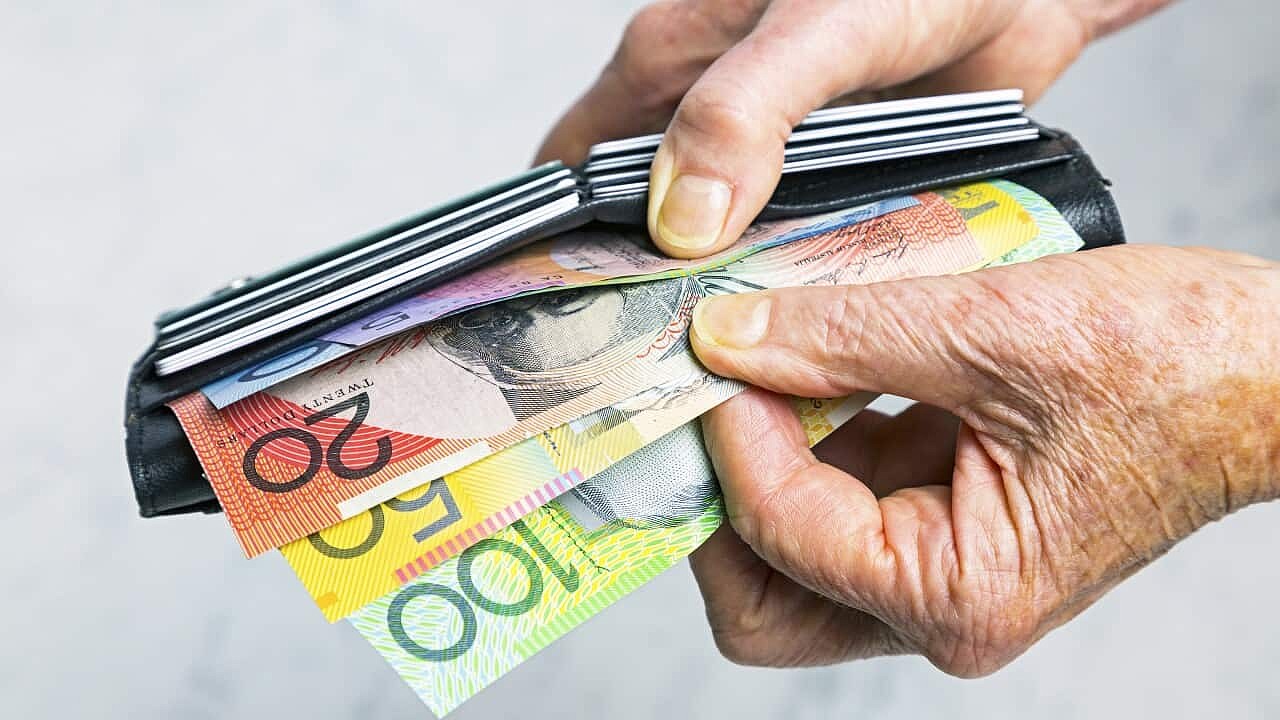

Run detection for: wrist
[[1133, 260, 1280, 532]]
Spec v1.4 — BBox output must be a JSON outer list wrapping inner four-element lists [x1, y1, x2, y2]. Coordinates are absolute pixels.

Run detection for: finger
[[533, 66, 671, 166], [534, 0, 768, 165], [887, 0, 1090, 104], [646, 0, 1023, 258], [814, 403, 960, 497], [700, 387, 899, 611], [689, 523, 910, 666], [690, 277, 1002, 413]]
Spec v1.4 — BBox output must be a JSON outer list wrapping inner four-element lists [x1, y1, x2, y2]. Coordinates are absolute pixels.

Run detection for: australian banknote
[[170, 180, 1064, 557], [201, 197, 916, 408], [282, 376, 745, 621], [347, 186, 1086, 715], [350, 394, 863, 717]]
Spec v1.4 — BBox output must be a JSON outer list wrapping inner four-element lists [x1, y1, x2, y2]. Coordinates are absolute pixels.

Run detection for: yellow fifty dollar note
[[282, 376, 744, 621]]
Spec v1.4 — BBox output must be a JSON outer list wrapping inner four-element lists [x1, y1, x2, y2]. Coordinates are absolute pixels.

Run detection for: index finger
[[534, 0, 767, 165]]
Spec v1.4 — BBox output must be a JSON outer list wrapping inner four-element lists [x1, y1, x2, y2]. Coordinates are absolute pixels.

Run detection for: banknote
[[347, 190, 1086, 715], [170, 278, 731, 557], [282, 376, 746, 622], [201, 197, 916, 408], [714, 180, 1038, 291], [171, 180, 1060, 557], [982, 179, 1088, 265], [350, 395, 861, 717]]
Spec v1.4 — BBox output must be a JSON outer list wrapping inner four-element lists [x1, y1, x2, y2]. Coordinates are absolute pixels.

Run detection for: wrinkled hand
[[537, 0, 1169, 258], [533, 0, 1262, 676], [686, 245, 1280, 674]]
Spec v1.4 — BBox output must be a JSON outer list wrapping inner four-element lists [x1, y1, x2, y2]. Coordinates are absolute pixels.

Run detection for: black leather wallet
[[125, 117, 1126, 519]]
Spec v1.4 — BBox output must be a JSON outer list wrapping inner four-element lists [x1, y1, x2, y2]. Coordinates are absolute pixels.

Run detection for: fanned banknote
[[348, 185, 1085, 715], [169, 180, 1061, 557], [283, 376, 745, 622], [170, 277, 729, 557], [201, 197, 916, 408], [350, 394, 860, 718]]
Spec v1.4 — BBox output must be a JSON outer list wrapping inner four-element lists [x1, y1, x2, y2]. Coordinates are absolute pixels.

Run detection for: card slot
[[157, 175, 579, 353], [586, 88, 1024, 158], [783, 128, 1041, 172], [154, 193, 583, 375], [588, 127, 1039, 199], [783, 117, 1031, 158], [584, 104, 1027, 173], [788, 103, 1023, 145], [585, 117, 1033, 177], [160, 167, 575, 339], [798, 89, 1023, 126], [157, 162, 568, 328]]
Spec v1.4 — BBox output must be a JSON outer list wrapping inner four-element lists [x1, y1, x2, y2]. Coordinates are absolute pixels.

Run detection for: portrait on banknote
[[426, 280, 698, 419], [561, 424, 718, 531]]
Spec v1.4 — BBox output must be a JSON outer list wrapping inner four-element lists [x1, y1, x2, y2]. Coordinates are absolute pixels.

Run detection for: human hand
[[685, 245, 1279, 674], [537, 0, 1169, 258]]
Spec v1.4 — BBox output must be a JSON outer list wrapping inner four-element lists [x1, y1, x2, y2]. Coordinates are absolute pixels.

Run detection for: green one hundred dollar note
[[349, 393, 870, 717], [350, 422, 726, 717]]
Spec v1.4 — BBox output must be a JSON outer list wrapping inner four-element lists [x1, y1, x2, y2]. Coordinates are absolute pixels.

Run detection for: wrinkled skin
[[687, 246, 1280, 674], [537, 0, 1172, 257], [536, 0, 1280, 676]]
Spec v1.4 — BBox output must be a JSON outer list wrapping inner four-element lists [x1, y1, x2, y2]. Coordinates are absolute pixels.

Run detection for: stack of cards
[[150, 89, 1034, 377], [586, 88, 1032, 197]]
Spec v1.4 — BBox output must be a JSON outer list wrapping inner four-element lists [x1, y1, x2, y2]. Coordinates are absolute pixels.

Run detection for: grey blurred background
[[1, 2, 1277, 718]]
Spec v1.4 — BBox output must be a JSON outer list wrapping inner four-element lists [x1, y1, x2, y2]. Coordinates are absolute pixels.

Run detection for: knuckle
[[670, 81, 789, 150], [704, 593, 804, 669], [696, 585, 777, 667], [614, 2, 694, 112], [821, 286, 873, 364], [928, 646, 1013, 679], [724, 483, 773, 551], [925, 625, 1027, 678], [950, 272, 1024, 368], [709, 624, 772, 666], [800, 285, 884, 395], [924, 586, 1041, 678], [948, 271, 1061, 434], [621, 1, 682, 47]]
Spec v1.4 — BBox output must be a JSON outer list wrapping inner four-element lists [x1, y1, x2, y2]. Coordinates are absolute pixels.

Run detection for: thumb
[[645, 0, 1024, 259], [690, 277, 1001, 413], [700, 388, 900, 612], [645, 4, 869, 259]]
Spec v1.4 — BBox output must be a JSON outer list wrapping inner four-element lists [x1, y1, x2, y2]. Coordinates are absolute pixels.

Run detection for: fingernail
[[692, 294, 772, 349], [655, 174, 731, 252]]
